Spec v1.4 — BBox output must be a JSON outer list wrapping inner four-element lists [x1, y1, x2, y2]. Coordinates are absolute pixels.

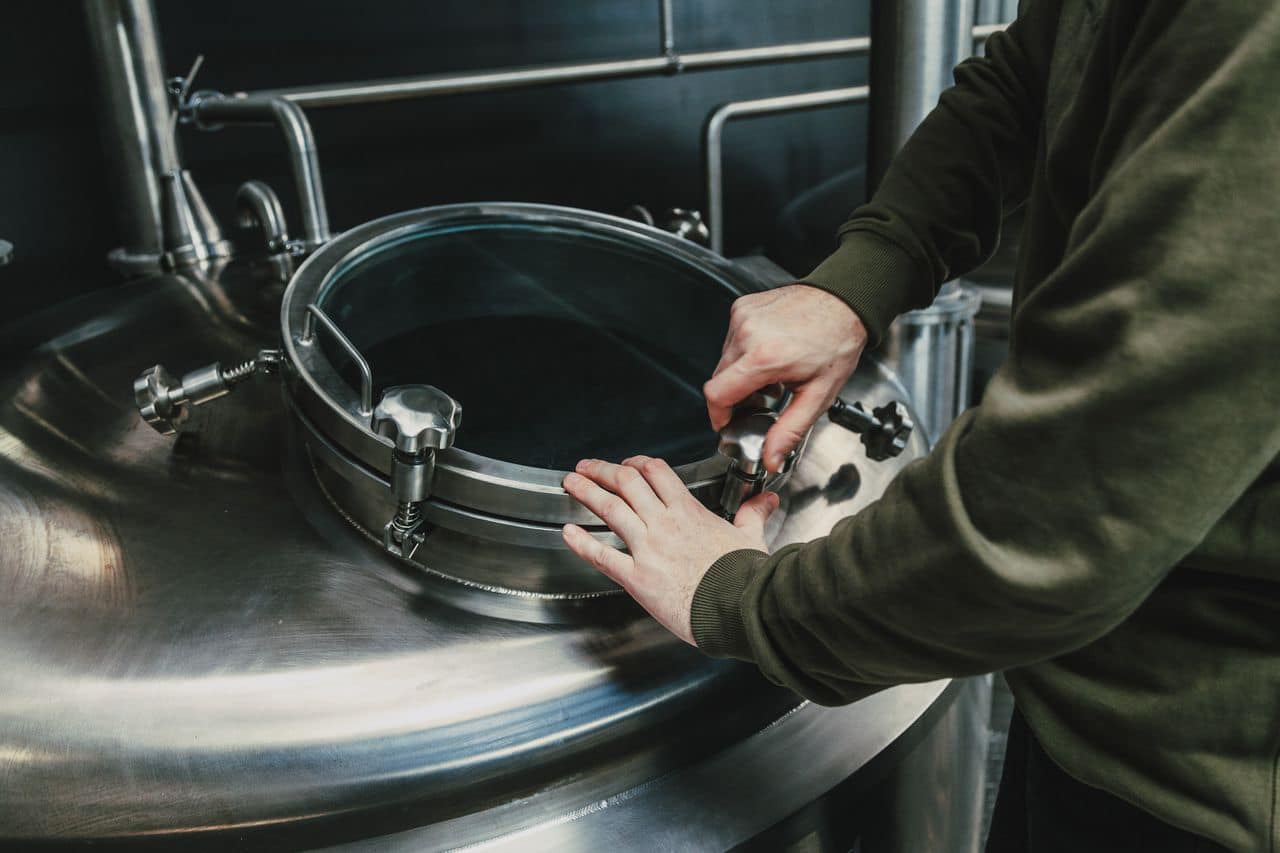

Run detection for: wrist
[[690, 549, 768, 659], [800, 229, 927, 347]]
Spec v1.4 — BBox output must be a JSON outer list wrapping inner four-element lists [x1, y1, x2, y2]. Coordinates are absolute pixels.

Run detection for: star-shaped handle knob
[[372, 385, 463, 455]]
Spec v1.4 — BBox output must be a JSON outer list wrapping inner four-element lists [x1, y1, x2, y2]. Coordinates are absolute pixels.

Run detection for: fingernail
[[563, 472, 580, 488]]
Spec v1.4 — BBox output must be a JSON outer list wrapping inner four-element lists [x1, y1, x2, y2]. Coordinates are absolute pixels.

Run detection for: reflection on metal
[[0, 261, 972, 848], [717, 386, 799, 519], [157, 169, 233, 270], [717, 386, 913, 519], [134, 348, 282, 435], [882, 282, 981, 444], [235, 180, 291, 255], [190, 93, 332, 249], [867, 1, 984, 447], [659, 207, 711, 246], [246, 37, 874, 108], [371, 384, 462, 559], [84, 0, 176, 272], [704, 86, 870, 254], [281, 204, 827, 605], [859, 676, 994, 853], [868, 0, 977, 192], [0, 239, 12, 266]]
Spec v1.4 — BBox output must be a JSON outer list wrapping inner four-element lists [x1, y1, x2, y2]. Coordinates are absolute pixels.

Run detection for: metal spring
[[220, 359, 258, 385], [389, 501, 422, 542]]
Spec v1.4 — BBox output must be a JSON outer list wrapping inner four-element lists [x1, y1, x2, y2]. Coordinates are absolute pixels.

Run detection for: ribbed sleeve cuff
[[800, 229, 923, 347], [690, 549, 768, 660]]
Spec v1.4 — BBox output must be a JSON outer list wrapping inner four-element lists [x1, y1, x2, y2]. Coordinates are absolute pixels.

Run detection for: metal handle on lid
[[300, 303, 374, 415], [716, 388, 915, 518]]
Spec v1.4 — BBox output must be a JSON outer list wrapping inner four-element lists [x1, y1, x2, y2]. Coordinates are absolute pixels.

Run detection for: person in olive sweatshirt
[[562, 1, 1279, 850]]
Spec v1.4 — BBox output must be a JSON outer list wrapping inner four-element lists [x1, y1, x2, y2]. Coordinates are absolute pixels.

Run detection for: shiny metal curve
[[0, 268, 955, 848], [279, 202, 777, 527]]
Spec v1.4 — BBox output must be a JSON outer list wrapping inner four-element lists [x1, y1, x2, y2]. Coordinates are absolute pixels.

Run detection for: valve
[[716, 390, 915, 518], [828, 398, 914, 461], [716, 385, 796, 519], [134, 349, 282, 435], [371, 385, 462, 560]]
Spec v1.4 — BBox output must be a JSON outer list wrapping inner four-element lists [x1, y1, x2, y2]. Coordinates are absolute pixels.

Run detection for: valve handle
[[133, 350, 281, 435], [371, 385, 462, 455], [828, 398, 914, 462], [370, 384, 463, 560]]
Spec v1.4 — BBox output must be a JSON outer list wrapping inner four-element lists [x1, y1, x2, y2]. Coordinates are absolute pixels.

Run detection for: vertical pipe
[[867, 0, 975, 191], [84, 0, 180, 273], [192, 95, 331, 248], [659, 0, 675, 58], [868, 0, 981, 443]]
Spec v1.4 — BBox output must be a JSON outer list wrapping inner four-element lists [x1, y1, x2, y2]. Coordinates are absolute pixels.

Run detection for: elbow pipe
[[236, 180, 290, 254], [192, 93, 331, 249]]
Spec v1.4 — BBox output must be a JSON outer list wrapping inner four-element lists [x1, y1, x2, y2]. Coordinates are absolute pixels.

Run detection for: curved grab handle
[[301, 303, 374, 416]]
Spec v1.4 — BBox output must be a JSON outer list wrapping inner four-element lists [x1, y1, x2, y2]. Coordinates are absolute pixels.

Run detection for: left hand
[[562, 456, 779, 645]]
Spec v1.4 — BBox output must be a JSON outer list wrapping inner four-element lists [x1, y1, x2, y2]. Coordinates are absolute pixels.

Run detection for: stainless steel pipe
[[244, 37, 873, 109], [192, 94, 332, 248], [659, 0, 676, 58], [868, 0, 976, 191], [84, 0, 182, 272], [85, 0, 231, 274], [704, 86, 870, 255]]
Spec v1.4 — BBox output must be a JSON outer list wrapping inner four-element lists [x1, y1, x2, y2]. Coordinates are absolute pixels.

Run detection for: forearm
[[694, 0, 1280, 704], [803, 1, 1056, 344]]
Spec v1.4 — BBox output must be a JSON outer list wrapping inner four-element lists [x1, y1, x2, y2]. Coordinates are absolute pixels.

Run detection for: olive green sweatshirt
[[690, 2, 1280, 850]]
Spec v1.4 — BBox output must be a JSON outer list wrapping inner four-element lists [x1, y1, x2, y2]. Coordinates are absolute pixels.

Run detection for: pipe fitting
[[191, 92, 331, 250]]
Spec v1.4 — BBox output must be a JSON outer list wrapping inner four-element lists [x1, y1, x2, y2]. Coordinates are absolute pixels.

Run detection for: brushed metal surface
[[0, 265, 945, 849]]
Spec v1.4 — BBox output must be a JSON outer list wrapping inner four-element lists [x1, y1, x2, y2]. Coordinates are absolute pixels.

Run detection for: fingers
[[574, 458, 664, 517], [703, 356, 774, 431], [762, 381, 836, 472], [563, 471, 646, 543], [562, 523, 634, 583], [620, 455, 689, 506], [733, 491, 780, 540]]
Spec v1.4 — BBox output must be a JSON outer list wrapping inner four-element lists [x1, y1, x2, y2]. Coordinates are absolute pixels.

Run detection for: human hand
[[561, 456, 778, 645], [705, 284, 867, 472]]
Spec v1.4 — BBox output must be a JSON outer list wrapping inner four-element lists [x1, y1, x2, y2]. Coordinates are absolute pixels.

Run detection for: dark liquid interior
[[357, 315, 719, 470]]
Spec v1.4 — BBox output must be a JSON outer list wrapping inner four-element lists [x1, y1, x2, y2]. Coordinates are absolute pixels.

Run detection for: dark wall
[[1, 1, 1014, 322]]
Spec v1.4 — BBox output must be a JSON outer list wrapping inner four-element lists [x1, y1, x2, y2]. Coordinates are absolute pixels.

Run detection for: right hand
[[705, 284, 868, 472]]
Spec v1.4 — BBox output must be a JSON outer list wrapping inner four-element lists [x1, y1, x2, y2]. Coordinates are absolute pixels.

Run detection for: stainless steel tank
[[0, 203, 987, 850]]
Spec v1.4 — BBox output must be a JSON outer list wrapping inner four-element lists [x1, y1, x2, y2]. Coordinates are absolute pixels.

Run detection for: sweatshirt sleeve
[[690, 1, 1280, 705], [800, 0, 1058, 345]]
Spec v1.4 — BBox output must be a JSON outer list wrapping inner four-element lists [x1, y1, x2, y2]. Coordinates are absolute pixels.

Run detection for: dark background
[[0, 1, 1014, 322]]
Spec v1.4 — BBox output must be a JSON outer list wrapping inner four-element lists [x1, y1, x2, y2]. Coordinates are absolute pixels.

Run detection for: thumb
[[734, 491, 780, 541]]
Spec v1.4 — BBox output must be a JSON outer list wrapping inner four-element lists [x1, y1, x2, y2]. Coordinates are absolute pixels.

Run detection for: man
[[562, 1, 1279, 851]]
